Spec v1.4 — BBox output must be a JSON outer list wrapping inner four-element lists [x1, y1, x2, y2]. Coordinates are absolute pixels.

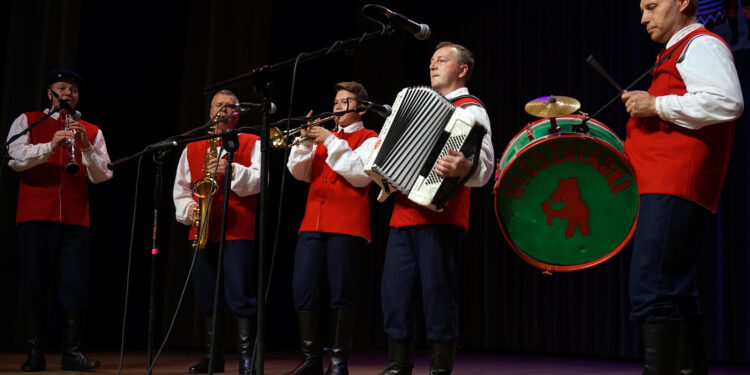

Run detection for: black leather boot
[[325, 310, 356, 375], [21, 312, 45, 372], [641, 322, 679, 375], [237, 315, 256, 375], [429, 340, 456, 375], [675, 320, 708, 375], [285, 311, 323, 375], [60, 309, 100, 371], [380, 337, 414, 375], [190, 316, 225, 373]]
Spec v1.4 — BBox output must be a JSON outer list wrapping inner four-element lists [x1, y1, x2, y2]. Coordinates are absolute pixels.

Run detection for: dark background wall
[[2, 0, 749, 364]]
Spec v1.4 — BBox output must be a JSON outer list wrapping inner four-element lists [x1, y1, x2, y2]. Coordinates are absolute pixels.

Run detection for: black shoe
[[286, 311, 323, 375], [379, 337, 414, 375], [61, 309, 100, 371], [61, 351, 101, 371], [640, 321, 707, 375], [190, 315, 225, 373], [20, 338, 45, 372], [189, 352, 225, 374], [324, 310, 356, 375], [237, 315, 256, 375], [429, 340, 456, 375]]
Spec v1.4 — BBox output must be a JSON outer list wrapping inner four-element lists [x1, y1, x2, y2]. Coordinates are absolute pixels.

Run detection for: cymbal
[[524, 95, 581, 118]]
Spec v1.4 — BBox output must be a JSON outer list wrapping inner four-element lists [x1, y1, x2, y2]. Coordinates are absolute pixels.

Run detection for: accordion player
[[364, 86, 487, 211]]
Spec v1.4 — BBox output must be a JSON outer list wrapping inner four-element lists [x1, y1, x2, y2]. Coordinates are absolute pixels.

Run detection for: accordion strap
[[450, 94, 485, 187], [451, 94, 485, 109]]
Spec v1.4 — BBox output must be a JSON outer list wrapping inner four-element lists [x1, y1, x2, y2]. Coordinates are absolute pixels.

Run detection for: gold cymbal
[[524, 95, 581, 118]]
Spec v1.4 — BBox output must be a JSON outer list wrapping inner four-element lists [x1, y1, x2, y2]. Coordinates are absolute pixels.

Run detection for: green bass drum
[[494, 115, 639, 273]]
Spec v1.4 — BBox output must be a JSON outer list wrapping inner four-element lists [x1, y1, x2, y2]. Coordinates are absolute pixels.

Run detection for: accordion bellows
[[365, 86, 485, 211]]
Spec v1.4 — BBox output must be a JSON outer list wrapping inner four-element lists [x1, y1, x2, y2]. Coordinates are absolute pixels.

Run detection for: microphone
[[374, 5, 431, 40], [226, 102, 277, 114], [49, 90, 77, 113], [349, 98, 392, 118]]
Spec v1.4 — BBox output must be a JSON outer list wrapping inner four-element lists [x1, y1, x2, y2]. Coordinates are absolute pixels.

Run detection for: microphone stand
[[107, 110, 247, 374], [206, 128, 240, 375], [1, 105, 65, 159], [203, 19, 403, 375], [146, 149, 168, 375]]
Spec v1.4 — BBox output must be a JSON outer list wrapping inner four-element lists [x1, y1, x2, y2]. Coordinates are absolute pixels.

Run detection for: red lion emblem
[[542, 177, 590, 238]]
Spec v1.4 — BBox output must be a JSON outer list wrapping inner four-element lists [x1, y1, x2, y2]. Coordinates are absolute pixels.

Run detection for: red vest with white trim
[[624, 28, 735, 212], [186, 133, 259, 241], [299, 127, 378, 241], [16, 111, 99, 227], [389, 95, 484, 230]]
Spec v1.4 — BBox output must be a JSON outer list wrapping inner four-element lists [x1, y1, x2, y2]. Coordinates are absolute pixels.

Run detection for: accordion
[[364, 86, 486, 211]]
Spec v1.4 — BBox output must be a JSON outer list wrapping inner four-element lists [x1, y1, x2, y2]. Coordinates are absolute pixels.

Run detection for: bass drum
[[494, 115, 638, 273]]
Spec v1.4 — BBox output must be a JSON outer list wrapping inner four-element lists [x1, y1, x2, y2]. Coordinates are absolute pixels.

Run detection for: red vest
[[186, 133, 259, 241], [389, 95, 484, 230], [16, 111, 99, 227], [299, 128, 378, 241], [624, 28, 735, 212]]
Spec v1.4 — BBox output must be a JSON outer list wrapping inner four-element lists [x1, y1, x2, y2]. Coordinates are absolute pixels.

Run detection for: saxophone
[[191, 118, 221, 250]]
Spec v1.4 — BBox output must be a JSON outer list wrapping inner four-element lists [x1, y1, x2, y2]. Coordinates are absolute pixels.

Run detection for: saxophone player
[[172, 89, 261, 375], [6, 68, 112, 371]]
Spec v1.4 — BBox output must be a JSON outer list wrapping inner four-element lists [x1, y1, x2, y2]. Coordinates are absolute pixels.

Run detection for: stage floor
[[1, 350, 749, 374]]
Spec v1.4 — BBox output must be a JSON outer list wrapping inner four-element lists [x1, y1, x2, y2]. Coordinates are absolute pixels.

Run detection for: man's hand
[[434, 149, 473, 178], [50, 130, 74, 152], [305, 125, 332, 144], [206, 157, 230, 175], [622, 90, 657, 118], [66, 120, 91, 149]]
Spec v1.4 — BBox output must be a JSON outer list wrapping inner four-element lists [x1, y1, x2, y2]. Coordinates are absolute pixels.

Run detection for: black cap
[[45, 68, 83, 88]]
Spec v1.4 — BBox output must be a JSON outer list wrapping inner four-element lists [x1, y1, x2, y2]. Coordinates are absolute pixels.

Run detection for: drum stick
[[585, 40, 686, 120], [586, 55, 623, 93]]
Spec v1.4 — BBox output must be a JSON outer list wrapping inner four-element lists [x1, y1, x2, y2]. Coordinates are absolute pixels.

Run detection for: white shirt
[[172, 139, 261, 226], [6, 110, 113, 183], [287, 121, 376, 188], [444, 87, 495, 187], [655, 23, 744, 129]]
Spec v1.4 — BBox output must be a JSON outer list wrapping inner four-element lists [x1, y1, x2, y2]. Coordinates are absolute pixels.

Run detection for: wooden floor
[[1, 350, 750, 374]]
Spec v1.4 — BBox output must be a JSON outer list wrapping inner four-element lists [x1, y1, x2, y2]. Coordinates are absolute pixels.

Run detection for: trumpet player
[[285, 81, 378, 375], [5, 68, 112, 372], [172, 89, 261, 375]]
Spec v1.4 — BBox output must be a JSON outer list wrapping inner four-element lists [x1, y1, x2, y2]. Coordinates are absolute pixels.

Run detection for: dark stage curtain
[[1, 0, 748, 365]]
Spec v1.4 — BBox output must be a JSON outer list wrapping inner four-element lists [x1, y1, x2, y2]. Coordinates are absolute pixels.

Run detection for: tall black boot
[[21, 312, 45, 372], [325, 310, 356, 375], [285, 311, 323, 375], [237, 315, 256, 375], [641, 322, 679, 375], [729, 17, 739, 45], [190, 316, 225, 373], [429, 339, 456, 375], [60, 309, 100, 371], [675, 320, 708, 375], [379, 337, 414, 375]]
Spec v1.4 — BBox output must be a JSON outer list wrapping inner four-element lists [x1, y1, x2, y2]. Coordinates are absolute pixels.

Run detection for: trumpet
[[270, 115, 337, 149], [64, 110, 82, 174]]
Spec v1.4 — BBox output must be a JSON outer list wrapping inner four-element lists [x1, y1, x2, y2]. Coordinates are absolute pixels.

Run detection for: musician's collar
[[667, 23, 702, 49], [444, 87, 470, 100], [337, 121, 364, 133]]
